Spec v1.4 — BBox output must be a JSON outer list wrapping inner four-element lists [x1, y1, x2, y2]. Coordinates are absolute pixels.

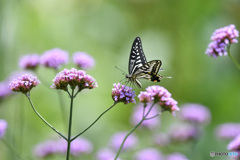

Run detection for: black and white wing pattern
[[134, 60, 162, 82], [125, 37, 163, 88], [128, 37, 147, 75]]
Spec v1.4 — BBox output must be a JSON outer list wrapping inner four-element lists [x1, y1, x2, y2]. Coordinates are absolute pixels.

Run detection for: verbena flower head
[[19, 54, 40, 70], [112, 83, 136, 104], [57, 138, 93, 156], [33, 137, 92, 158], [205, 24, 239, 58], [131, 103, 160, 129], [169, 123, 200, 142], [179, 103, 211, 125], [41, 48, 68, 69], [96, 148, 121, 160], [73, 52, 95, 70], [0, 120, 7, 139], [134, 148, 163, 160], [51, 68, 98, 91], [166, 152, 189, 160], [0, 81, 12, 100], [9, 74, 40, 94], [110, 131, 138, 151], [141, 85, 180, 116], [215, 123, 240, 140], [227, 134, 240, 151]]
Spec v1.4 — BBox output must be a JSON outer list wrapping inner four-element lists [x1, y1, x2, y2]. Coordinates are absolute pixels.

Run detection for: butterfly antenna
[[115, 66, 127, 75], [163, 76, 172, 79]]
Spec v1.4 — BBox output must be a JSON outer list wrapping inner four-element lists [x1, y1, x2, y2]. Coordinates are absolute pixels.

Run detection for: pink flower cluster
[[111, 83, 136, 104], [33, 137, 92, 158], [51, 68, 98, 91], [9, 74, 40, 94], [138, 85, 179, 115], [205, 24, 239, 58], [19, 54, 40, 70], [73, 52, 95, 70]]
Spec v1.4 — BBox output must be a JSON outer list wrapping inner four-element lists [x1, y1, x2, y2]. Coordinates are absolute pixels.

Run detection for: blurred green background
[[1, 0, 240, 160]]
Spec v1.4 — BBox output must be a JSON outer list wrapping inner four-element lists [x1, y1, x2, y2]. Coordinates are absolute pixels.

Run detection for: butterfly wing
[[128, 37, 147, 75], [134, 60, 162, 82]]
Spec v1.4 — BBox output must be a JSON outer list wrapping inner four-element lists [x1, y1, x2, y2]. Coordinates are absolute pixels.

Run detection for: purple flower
[[57, 138, 93, 156], [51, 68, 98, 91], [41, 48, 68, 69], [166, 152, 189, 160], [33, 137, 93, 158], [73, 52, 95, 70], [141, 85, 179, 115], [138, 91, 153, 103], [205, 24, 239, 58], [179, 103, 211, 125], [169, 123, 200, 142], [33, 140, 59, 158], [96, 148, 121, 160], [215, 123, 240, 140], [9, 74, 40, 94], [0, 120, 7, 139], [145, 85, 172, 102], [19, 54, 40, 70], [227, 134, 240, 151], [131, 103, 160, 129], [0, 81, 12, 99], [134, 148, 163, 160], [112, 83, 136, 104], [110, 131, 138, 151], [153, 133, 170, 147]]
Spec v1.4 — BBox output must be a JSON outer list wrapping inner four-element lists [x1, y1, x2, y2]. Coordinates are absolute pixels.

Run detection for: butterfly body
[[126, 37, 163, 88]]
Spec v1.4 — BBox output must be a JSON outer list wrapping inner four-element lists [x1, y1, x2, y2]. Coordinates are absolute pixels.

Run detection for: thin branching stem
[[26, 94, 67, 141], [114, 103, 155, 160], [71, 102, 117, 142], [66, 89, 75, 160], [227, 44, 240, 70]]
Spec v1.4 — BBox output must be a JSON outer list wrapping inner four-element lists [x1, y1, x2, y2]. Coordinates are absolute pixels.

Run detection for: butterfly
[[125, 37, 163, 88]]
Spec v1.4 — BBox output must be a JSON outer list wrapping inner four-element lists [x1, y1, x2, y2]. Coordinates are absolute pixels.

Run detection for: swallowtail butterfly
[[125, 37, 163, 88]]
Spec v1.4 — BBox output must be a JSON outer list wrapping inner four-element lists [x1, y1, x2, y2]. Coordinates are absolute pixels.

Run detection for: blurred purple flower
[[140, 85, 179, 116], [96, 148, 121, 160], [112, 83, 136, 104], [33, 140, 59, 158], [73, 52, 95, 70], [57, 138, 93, 156], [0, 81, 12, 99], [0, 120, 7, 139], [19, 54, 40, 70], [169, 123, 200, 142], [41, 48, 68, 69], [166, 152, 189, 160], [227, 134, 240, 151], [134, 148, 163, 160], [153, 133, 170, 147], [110, 131, 138, 151], [205, 24, 239, 58], [9, 74, 40, 94], [51, 68, 98, 91], [33, 137, 92, 158], [215, 123, 240, 140], [179, 103, 211, 125], [131, 103, 160, 129]]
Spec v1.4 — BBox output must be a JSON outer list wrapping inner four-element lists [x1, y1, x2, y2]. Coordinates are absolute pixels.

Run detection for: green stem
[[26, 95, 67, 141], [71, 102, 117, 142], [66, 89, 75, 160], [114, 103, 155, 160], [228, 45, 240, 70]]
